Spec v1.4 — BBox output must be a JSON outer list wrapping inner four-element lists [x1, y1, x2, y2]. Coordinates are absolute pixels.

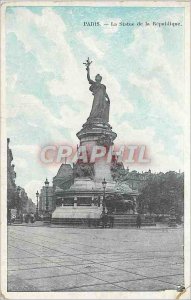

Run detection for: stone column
[[132, 195, 138, 214], [100, 195, 103, 209], [74, 196, 77, 207]]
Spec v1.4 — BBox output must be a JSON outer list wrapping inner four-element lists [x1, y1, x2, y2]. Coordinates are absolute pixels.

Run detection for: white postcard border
[[1, 1, 190, 299]]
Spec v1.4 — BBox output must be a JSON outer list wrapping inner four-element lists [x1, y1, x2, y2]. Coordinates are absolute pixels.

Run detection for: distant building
[[19, 187, 36, 214], [111, 162, 153, 192], [25, 198, 36, 214], [7, 138, 36, 214], [7, 138, 17, 209], [39, 186, 54, 213], [123, 169, 153, 191]]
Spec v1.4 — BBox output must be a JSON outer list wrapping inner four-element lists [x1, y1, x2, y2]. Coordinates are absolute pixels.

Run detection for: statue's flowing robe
[[88, 82, 109, 123]]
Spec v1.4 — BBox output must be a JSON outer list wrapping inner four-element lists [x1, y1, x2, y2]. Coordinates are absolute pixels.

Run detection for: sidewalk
[[7, 225, 184, 292], [9, 221, 183, 230]]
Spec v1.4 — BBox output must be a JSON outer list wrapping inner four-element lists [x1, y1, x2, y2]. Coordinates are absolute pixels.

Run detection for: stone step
[[51, 215, 156, 227], [114, 217, 138, 220], [114, 219, 154, 223], [113, 214, 137, 216], [114, 223, 155, 226], [112, 214, 155, 227], [51, 218, 100, 225], [114, 222, 155, 226], [113, 224, 156, 227]]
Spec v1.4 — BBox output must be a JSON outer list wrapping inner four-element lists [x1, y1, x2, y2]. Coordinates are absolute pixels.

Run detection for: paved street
[[7, 225, 184, 292]]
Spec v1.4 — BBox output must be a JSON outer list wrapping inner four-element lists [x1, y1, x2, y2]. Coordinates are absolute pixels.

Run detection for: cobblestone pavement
[[7, 225, 184, 292]]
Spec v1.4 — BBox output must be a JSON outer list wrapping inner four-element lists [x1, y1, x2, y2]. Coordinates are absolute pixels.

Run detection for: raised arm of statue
[[83, 58, 94, 84], [87, 66, 94, 84]]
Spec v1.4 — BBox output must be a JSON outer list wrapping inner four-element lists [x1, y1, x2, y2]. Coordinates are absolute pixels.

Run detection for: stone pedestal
[[52, 115, 139, 225], [74, 119, 117, 203], [76, 119, 117, 183]]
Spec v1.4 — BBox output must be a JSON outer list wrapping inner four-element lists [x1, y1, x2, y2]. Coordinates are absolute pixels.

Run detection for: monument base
[[43, 212, 51, 223], [112, 213, 156, 227], [51, 205, 103, 225]]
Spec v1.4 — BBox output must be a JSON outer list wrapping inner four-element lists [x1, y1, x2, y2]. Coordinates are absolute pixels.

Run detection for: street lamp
[[43, 178, 50, 223], [102, 178, 107, 215], [44, 178, 49, 212], [36, 190, 39, 219]]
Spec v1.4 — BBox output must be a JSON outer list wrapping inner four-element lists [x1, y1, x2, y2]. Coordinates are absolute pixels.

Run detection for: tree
[[138, 171, 184, 216]]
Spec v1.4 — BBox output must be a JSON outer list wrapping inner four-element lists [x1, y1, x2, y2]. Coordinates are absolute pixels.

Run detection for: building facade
[[7, 138, 17, 209], [7, 138, 36, 216], [39, 186, 54, 214]]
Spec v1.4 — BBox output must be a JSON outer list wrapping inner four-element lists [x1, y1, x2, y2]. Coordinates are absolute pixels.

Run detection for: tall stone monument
[[51, 59, 137, 224], [77, 58, 117, 189]]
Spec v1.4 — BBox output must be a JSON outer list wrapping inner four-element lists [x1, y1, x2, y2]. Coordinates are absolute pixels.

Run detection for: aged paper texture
[[0, 0, 190, 299]]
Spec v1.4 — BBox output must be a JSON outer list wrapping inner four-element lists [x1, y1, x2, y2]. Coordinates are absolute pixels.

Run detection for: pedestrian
[[7, 209, 11, 225], [104, 214, 108, 228], [136, 213, 142, 228], [109, 214, 114, 228], [101, 213, 105, 228]]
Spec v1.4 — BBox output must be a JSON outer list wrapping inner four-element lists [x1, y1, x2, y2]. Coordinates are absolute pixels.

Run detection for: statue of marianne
[[84, 58, 110, 123]]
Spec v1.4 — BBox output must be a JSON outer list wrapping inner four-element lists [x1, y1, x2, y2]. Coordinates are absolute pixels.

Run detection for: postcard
[[0, 0, 190, 299]]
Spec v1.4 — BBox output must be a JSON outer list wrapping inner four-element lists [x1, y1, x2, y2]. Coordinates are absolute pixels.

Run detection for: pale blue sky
[[5, 6, 185, 201]]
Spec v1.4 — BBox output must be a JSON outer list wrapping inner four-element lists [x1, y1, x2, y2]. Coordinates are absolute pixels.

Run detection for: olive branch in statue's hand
[[83, 57, 92, 71]]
